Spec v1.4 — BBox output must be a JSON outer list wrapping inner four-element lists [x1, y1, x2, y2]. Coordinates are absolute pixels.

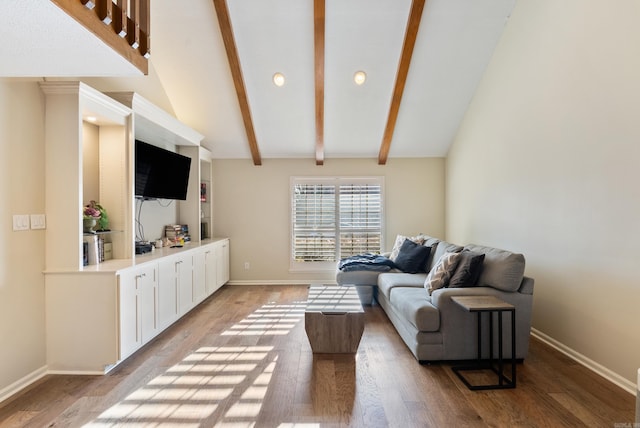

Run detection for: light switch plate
[[30, 214, 46, 230], [12, 214, 30, 231]]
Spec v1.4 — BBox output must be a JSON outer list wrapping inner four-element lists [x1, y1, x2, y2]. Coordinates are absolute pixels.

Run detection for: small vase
[[83, 218, 97, 233]]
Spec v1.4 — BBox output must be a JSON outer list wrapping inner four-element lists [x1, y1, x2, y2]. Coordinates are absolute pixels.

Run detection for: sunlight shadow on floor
[[85, 301, 308, 427]]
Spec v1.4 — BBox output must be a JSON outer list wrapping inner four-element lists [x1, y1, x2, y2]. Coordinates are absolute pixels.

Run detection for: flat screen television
[[135, 140, 192, 200]]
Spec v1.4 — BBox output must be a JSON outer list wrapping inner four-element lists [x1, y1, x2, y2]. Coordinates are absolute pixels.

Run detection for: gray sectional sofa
[[337, 235, 534, 362]]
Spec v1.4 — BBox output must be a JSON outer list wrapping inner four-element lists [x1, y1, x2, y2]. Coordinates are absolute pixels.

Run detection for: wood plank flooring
[[0, 284, 635, 427]]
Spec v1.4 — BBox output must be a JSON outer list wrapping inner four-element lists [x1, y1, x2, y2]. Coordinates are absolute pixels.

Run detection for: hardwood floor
[[0, 284, 634, 427]]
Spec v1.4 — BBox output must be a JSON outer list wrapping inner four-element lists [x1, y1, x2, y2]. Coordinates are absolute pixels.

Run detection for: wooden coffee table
[[304, 284, 365, 353]]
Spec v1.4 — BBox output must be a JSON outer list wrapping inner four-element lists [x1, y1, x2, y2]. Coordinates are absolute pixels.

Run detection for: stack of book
[[165, 224, 183, 243], [181, 224, 191, 242]]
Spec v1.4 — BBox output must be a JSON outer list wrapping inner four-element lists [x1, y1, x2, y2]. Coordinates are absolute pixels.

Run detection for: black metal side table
[[451, 295, 516, 390]]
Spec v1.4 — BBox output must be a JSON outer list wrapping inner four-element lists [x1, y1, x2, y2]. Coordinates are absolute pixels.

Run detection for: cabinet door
[[216, 240, 230, 288], [204, 248, 217, 296], [177, 255, 194, 315], [192, 251, 207, 304], [118, 269, 141, 360], [138, 265, 158, 343], [158, 258, 179, 330], [118, 264, 157, 360]]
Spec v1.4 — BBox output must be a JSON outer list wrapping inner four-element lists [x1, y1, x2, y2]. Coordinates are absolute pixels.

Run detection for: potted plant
[[83, 201, 109, 232]]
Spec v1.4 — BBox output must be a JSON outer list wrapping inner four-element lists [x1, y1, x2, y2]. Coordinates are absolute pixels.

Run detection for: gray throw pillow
[[448, 250, 485, 288]]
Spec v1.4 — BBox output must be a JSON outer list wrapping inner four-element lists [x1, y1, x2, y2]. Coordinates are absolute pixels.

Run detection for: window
[[291, 177, 384, 270]]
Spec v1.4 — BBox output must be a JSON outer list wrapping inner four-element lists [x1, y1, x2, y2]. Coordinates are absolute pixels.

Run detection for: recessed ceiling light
[[354, 71, 367, 85], [273, 72, 285, 87], [86, 116, 97, 122]]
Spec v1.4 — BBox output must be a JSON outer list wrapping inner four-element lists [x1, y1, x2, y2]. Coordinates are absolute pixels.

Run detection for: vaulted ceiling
[[1, 0, 516, 164], [150, 0, 515, 164]]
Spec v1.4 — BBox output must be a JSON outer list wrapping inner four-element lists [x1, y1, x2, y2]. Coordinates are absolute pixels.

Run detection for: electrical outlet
[[244, 262, 250, 270], [30, 214, 46, 230], [12, 214, 30, 231]]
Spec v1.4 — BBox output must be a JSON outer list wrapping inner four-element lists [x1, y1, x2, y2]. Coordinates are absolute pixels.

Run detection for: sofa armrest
[[519, 276, 534, 295]]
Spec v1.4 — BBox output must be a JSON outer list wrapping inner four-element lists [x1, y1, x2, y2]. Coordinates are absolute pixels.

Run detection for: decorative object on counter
[[83, 201, 109, 233], [82, 204, 100, 233], [83, 235, 100, 265]]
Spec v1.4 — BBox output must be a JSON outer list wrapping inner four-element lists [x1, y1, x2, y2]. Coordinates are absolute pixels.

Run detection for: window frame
[[289, 176, 385, 272]]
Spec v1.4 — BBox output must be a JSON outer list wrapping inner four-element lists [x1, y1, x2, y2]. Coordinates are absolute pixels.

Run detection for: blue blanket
[[338, 254, 396, 272]]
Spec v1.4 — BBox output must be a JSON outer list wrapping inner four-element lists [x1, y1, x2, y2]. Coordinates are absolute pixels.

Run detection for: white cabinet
[[158, 258, 179, 330], [176, 254, 194, 315], [118, 263, 158, 360], [204, 247, 217, 296], [139, 266, 159, 343], [192, 250, 207, 304], [45, 239, 228, 373], [216, 239, 230, 289], [201, 239, 229, 296]]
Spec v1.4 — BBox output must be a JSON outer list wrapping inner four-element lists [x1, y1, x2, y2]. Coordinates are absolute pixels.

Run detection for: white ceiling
[[0, 0, 516, 160]]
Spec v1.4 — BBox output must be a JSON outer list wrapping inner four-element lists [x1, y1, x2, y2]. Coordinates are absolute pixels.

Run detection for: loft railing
[[51, 0, 150, 74]]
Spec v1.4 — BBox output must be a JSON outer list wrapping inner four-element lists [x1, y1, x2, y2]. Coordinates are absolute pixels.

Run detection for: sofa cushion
[[464, 244, 525, 292], [393, 239, 431, 274], [336, 268, 384, 287], [448, 250, 485, 288], [378, 272, 428, 300], [428, 240, 463, 272], [388, 287, 440, 331], [424, 252, 462, 295]]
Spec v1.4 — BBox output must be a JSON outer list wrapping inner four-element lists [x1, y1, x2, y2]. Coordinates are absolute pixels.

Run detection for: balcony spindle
[[127, 0, 140, 50], [96, 0, 113, 25], [112, 0, 127, 37], [139, 0, 150, 58], [81, 0, 95, 9]]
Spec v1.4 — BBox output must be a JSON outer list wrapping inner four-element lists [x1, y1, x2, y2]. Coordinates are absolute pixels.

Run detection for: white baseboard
[[226, 280, 336, 286], [0, 365, 47, 404], [531, 328, 637, 396]]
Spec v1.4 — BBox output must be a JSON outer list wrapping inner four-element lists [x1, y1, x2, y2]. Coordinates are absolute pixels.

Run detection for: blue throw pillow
[[393, 239, 431, 274]]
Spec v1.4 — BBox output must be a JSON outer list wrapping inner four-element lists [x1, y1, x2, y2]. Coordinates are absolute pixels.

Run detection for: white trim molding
[[0, 365, 47, 404], [226, 280, 337, 286], [531, 328, 637, 396]]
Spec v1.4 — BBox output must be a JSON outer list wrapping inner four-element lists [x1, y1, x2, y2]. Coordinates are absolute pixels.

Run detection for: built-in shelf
[[83, 230, 123, 236], [40, 81, 229, 374]]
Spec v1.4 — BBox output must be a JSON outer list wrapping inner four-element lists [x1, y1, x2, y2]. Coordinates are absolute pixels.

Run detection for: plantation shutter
[[291, 177, 383, 268], [339, 183, 382, 257], [292, 183, 336, 262]]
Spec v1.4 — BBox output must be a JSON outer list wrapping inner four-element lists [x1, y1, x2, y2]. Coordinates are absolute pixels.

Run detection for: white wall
[[0, 80, 47, 394], [212, 158, 445, 283], [446, 0, 640, 388], [135, 199, 180, 243]]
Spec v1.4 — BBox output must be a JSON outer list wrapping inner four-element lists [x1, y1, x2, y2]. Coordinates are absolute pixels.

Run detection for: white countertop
[[44, 237, 228, 275]]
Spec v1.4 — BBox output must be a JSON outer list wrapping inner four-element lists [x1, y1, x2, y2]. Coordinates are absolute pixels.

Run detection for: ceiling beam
[[314, 0, 325, 165], [212, 0, 262, 166], [378, 0, 426, 165]]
